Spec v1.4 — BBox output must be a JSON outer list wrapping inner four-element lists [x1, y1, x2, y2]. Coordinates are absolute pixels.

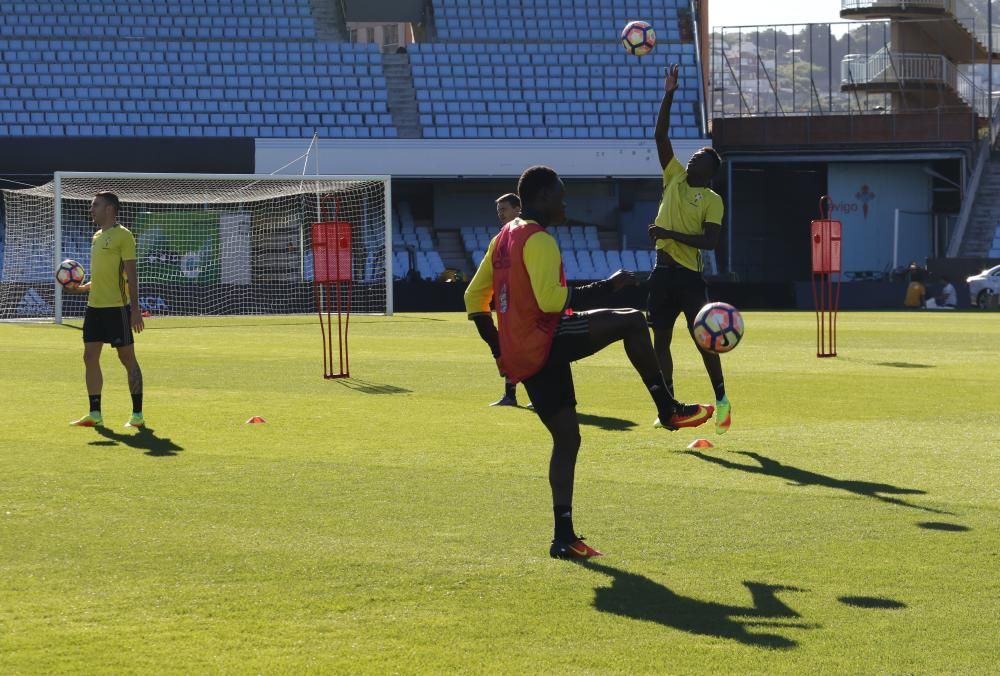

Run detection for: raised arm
[[654, 64, 680, 169]]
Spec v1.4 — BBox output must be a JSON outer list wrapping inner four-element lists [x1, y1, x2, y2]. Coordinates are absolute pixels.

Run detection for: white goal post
[[0, 172, 392, 322]]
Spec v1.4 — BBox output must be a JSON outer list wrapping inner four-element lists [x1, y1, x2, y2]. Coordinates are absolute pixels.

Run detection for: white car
[[967, 264, 1000, 307]]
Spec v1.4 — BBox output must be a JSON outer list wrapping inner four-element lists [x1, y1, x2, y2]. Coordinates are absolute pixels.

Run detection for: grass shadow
[[876, 362, 935, 369], [580, 560, 811, 649], [576, 413, 638, 431], [89, 426, 184, 457], [838, 595, 907, 610], [333, 378, 411, 394], [916, 521, 970, 532], [684, 450, 953, 515]]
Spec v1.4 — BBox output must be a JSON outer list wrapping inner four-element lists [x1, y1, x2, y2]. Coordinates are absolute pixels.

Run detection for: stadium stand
[[413, 0, 702, 139], [0, 0, 395, 138], [460, 224, 655, 281]]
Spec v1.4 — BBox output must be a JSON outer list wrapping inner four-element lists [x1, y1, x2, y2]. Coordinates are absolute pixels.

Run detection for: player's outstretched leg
[[583, 309, 712, 430]]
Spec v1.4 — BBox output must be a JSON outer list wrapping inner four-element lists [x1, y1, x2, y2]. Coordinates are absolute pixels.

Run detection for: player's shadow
[[685, 450, 952, 515], [333, 378, 411, 394], [838, 595, 907, 610], [876, 362, 935, 369], [90, 427, 184, 457], [580, 561, 811, 649], [576, 413, 638, 431]]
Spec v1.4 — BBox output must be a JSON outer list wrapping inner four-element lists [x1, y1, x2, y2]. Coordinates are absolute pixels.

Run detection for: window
[[383, 24, 399, 48], [349, 29, 358, 44], [366, 27, 375, 44]]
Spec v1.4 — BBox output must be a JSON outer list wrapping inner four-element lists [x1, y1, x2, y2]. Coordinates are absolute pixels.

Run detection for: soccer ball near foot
[[692, 302, 744, 354]]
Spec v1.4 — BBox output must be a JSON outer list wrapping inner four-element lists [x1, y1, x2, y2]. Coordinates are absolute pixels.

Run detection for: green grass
[[1, 311, 998, 674]]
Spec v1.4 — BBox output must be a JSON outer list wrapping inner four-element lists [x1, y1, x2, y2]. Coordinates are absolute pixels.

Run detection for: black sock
[[643, 376, 677, 419], [712, 380, 726, 401], [131, 393, 143, 414], [553, 504, 576, 543], [88, 394, 101, 413], [505, 382, 516, 399]]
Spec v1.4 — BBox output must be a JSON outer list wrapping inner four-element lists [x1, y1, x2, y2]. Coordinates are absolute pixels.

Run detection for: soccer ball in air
[[692, 302, 744, 354], [56, 259, 86, 289], [621, 20, 656, 56]]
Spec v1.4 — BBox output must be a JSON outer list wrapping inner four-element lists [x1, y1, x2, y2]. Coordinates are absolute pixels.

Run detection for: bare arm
[[655, 64, 680, 169], [124, 259, 144, 333]]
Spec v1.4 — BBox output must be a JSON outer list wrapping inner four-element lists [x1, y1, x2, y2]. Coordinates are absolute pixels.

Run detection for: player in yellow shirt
[[646, 64, 732, 434], [68, 191, 146, 428], [488, 192, 525, 408]]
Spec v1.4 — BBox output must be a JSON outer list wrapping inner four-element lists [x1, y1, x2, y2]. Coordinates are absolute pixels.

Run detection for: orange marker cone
[[246, 416, 266, 424], [687, 438, 714, 449]]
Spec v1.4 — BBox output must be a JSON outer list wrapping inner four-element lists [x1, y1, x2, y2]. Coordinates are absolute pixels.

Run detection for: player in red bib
[[465, 165, 713, 560]]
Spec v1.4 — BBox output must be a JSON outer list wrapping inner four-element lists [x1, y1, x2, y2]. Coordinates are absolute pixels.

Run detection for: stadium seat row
[[1, 86, 388, 103], [0, 112, 392, 126], [416, 41, 695, 54], [0, 39, 381, 53], [0, 124, 399, 137], [417, 100, 694, 115], [2, 99, 389, 114], [422, 112, 696, 127], [0, 15, 312, 27], [0, 26, 317, 39], [424, 127, 701, 138], [415, 87, 699, 103], [1, 63, 384, 77], [0, 75, 385, 90], [0, 4, 310, 17], [409, 55, 697, 69]]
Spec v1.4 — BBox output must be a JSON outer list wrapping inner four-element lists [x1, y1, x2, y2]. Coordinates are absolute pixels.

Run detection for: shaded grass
[[1, 312, 997, 673]]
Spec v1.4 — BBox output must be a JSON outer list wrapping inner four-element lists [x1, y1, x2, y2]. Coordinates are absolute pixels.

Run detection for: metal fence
[[711, 17, 996, 119]]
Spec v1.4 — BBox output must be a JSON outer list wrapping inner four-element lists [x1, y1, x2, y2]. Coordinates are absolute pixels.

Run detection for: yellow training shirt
[[653, 157, 724, 273], [88, 224, 137, 308], [464, 220, 569, 317]]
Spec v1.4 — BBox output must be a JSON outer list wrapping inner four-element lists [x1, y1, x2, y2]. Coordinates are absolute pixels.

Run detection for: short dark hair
[[95, 191, 120, 212], [496, 193, 520, 208], [700, 146, 722, 173], [517, 165, 559, 204]]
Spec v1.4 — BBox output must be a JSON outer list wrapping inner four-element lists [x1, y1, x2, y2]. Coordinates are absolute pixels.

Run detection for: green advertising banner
[[134, 212, 221, 284]]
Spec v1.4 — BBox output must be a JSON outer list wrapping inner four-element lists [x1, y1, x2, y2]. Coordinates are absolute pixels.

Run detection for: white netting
[[0, 173, 391, 321]]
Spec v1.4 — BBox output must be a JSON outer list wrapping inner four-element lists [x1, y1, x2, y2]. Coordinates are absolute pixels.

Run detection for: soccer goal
[[0, 172, 392, 322]]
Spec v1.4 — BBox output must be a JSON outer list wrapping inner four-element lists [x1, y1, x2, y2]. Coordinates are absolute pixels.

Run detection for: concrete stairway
[[382, 52, 422, 139], [961, 153, 1000, 257], [434, 229, 472, 274], [308, 0, 346, 41]]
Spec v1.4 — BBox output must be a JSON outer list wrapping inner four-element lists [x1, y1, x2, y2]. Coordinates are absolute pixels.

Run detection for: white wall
[[827, 162, 932, 273], [255, 138, 709, 179]]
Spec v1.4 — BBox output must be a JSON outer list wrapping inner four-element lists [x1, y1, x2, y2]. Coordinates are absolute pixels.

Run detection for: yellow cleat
[[716, 397, 731, 435], [70, 413, 103, 427], [124, 413, 145, 428]]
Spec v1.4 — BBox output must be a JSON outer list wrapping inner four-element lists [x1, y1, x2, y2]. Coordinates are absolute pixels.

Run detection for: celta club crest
[[856, 185, 876, 219]]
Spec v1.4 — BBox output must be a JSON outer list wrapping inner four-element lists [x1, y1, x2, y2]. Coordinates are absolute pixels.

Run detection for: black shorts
[[522, 312, 599, 421], [646, 265, 709, 331], [82, 306, 134, 347]]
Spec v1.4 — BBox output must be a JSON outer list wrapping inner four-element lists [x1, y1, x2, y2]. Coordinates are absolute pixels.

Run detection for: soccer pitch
[[1, 311, 997, 673]]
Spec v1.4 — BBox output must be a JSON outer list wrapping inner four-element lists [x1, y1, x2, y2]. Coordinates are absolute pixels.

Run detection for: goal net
[[0, 172, 392, 322]]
